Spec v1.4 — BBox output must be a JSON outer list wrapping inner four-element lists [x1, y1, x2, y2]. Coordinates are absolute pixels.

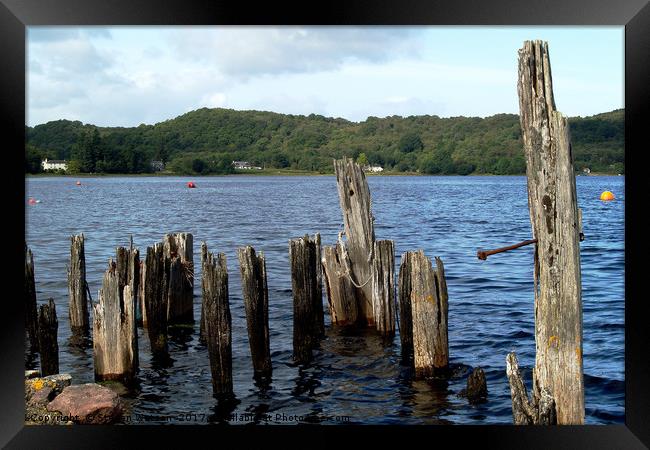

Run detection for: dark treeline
[[25, 107, 624, 175]]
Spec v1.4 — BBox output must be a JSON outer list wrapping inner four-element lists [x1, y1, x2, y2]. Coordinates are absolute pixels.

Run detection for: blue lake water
[[24, 175, 624, 425]]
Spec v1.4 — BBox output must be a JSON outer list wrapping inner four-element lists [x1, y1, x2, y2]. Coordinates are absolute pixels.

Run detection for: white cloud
[[199, 92, 227, 109], [168, 27, 421, 77]]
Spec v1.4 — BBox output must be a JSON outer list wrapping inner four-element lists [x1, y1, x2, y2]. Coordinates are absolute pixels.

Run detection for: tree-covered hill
[[25, 107, 624, 175]]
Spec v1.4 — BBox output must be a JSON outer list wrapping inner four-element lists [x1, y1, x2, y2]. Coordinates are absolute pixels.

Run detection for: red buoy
[[187, 181, 196, 188], [76, 181, 81, 186], [28, 197, 37, 205]]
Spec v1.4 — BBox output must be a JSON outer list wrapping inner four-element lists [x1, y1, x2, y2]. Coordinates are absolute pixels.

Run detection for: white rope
[[337, 230, 374, 289]]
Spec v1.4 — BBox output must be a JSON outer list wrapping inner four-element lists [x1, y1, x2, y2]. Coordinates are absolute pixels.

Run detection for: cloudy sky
[[27, 26, 623, 127]]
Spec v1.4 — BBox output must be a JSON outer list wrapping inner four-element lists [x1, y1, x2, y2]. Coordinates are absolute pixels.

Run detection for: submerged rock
[[47, 383, 122, 424]]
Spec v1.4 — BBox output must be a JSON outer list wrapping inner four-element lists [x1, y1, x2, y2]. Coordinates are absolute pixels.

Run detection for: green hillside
[[25, 107, 624, 175]]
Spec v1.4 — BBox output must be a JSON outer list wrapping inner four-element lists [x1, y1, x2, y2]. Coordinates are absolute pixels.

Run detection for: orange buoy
[[600, 191, 615, 201], [76, 181, 81, 186], [187, 181, 196, 188]]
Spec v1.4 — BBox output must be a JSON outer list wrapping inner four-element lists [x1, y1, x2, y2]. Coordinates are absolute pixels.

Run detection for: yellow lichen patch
[[575, 346, 582, 362], [547, 335, 559, 349], [32, 379, 44, 391], [426, 295, 434, 303]]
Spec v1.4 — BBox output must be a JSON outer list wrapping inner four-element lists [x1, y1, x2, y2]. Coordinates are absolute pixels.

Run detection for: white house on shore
[[41, 158, 68, 171], [365, 165, 384, 173], [232, 160, 262, 170]]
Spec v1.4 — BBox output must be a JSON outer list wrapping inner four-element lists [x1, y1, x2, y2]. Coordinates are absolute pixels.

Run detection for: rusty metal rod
[[477, 239, 537, 261]]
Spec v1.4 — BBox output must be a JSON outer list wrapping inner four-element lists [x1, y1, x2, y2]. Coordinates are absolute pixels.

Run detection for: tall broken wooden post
[[289, 234, 324, 364], [398, 251, 448, 378], [372, 240, 396, 338], [93, 259, 138, 384], [38, 299, 59, 376], [163, 233, 194, 324], [68, 234, 89, 333], [333, 157, 375, 325], [25, 244, 39, 352], [144, 243, 169, 357], [202, 245, 233, 397], [238, 246, 272, 380], [517, 40, 584, 424]]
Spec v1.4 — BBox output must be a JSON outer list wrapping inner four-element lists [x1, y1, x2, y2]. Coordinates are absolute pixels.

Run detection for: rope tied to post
[[336, 230, 374, 289]]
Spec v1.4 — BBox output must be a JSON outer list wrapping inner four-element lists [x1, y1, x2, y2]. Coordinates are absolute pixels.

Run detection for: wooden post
[[517, 40, 584, 424], [93, 260, 138, 384], [506, 352, 557, 425], [313, 233, 325, 337], [333, 157, 375, 325], [116, 245, 140, 313], [398, 250, 448, 378], [144, 243, 169, 357], [202, 245, 233, 397], [139, 260, 147, 328], [465, 367, 488, 403], [237, 246, 272, 380], [68, 234, 89, 333], [289, 234, 321, 364], [371, 240, 395, 338], [398, 252, 413, 361], [163, 233, 194, 324], [25, 244, 39, 352], [321, 242, 358, 326], [199, 242, 208, 344], [38, 299, 59, 376]]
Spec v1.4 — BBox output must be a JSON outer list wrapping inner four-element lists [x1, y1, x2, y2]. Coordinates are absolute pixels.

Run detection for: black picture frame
[[3, 0, 648, 448]]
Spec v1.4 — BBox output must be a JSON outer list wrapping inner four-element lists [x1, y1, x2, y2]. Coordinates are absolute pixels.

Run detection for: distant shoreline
[[25, 171, 623, 178]]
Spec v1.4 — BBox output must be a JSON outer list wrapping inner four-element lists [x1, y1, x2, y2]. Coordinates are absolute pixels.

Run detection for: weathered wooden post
[[202, 245, 233, 397], [398, 252, 413, 361], [144, 243, 169, 357], [199, 242, 208, 343], [506, 352, 557, 425], [116, 243, 139, 318], [237, 246, 272, 380], [313, 233, 325, 337], [139, 260, 147, 328], [289, 234, 323, 364], [25, 244, 39, 351], [371, 240, 395, 338], [398, 250, 448, 378], [332, 157, 376, 325], [68, 234, 89, 333], [321, 241, 358, 326], [517, 40, 584, 424], [38, 299, 58, 376], [163, 233, 194, 324], [93, 260, 138, 384]]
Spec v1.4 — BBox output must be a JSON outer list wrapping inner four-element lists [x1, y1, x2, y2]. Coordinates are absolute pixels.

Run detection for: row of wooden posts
[[25, 158, 452, 399], [24, 41, 584, 424]]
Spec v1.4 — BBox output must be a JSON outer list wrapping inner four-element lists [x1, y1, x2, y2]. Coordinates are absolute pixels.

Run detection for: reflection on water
[[24, 175, 624, 424]]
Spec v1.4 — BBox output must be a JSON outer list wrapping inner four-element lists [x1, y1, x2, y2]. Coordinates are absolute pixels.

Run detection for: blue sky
[[26, 26, 624, 127]]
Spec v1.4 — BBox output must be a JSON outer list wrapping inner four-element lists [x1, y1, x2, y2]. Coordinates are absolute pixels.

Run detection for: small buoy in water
[[28, 197, 38, 205], [600, 191, 615, 201], [76, 181, 81, 186], [187, 181, 196, 188]]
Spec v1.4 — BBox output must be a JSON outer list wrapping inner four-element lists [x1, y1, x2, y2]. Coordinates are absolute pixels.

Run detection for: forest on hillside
[[25, 108, 624, 176]]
